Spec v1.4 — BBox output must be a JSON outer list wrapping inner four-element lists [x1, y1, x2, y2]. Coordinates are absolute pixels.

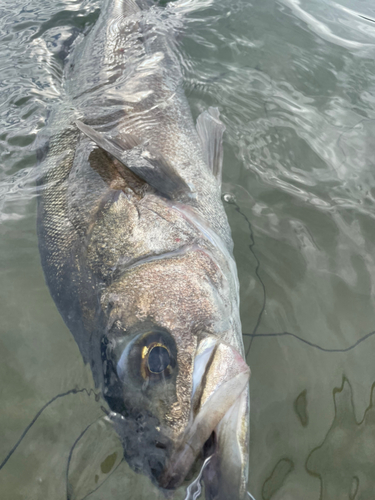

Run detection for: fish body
[[37, 0, 250, 498]]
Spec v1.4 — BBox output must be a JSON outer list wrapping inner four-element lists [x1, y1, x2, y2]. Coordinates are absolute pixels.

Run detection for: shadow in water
[[306, 377, 375, 500]]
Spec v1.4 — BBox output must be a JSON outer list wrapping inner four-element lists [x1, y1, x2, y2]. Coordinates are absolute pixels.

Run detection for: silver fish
[[37, 0, 250, 498]]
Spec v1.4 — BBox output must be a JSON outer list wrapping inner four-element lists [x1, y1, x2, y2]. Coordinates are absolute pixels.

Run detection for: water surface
[[1, 0, 375, 499]]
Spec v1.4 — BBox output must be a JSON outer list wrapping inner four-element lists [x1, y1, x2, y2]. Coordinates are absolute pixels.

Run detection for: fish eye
[[147, 345, 171, 374], [141, 342, 173, 380], [115, 327, 177, 385]]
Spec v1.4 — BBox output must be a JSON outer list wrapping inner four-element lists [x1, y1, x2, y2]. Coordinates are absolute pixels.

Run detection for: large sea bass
[[37, 0, 250, 498]]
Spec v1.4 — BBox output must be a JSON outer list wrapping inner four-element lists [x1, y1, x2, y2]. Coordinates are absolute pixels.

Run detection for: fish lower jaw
[[157, 378, 249, 493]]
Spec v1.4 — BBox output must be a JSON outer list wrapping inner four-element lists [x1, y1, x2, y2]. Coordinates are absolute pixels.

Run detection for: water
[[1, 0, 375, 498]]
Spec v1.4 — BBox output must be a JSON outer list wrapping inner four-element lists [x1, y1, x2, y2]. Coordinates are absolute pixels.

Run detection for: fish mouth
[[158, 336, 250, 499]]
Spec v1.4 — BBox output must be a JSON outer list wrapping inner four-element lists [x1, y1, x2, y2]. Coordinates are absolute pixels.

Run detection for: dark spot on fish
[[149, 457, 165, 482], [106, 301, 114, 314], [203, 431, 216, 458]]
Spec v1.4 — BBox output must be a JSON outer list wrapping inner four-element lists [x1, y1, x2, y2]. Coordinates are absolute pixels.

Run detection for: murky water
[[2, 0, 375, 498]]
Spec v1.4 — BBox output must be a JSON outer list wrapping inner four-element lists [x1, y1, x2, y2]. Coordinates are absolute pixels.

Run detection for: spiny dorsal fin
[[196, 107, 225, 184], [75, 120, 193, 200]]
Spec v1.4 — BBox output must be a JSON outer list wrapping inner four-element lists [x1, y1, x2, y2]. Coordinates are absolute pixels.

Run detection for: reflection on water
[[2, 0, 375, 498]]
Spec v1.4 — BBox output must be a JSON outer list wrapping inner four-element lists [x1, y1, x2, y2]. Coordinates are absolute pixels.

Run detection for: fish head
[[99, 248, 250, 499]]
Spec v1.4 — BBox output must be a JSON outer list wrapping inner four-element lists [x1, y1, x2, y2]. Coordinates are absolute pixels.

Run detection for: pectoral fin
[[75, 120, 193, 200], [196, 107, 225, 184]]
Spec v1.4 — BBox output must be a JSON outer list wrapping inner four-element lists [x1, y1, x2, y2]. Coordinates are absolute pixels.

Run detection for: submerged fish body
[[37, 0, 250, 498]]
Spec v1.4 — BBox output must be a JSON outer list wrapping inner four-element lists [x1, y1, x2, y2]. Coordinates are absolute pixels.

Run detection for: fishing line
[[0, 387, 99, 472], [226, 194, 375, 356], [242, 330, 375, 353], [224, 194, 266, 358], [65, 414, 123, 500], [66, 417, 101, 500]]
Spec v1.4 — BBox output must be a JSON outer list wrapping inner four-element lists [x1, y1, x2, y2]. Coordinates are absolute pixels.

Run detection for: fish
[[37, 0, 250, 498]]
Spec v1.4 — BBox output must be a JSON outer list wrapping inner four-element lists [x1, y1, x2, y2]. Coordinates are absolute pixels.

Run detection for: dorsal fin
[[196, 107, 225, 184], [75, 120, 193, 200]]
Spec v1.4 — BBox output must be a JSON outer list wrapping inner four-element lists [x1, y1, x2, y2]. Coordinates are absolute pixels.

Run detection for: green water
[[1, 0, 375, 498]]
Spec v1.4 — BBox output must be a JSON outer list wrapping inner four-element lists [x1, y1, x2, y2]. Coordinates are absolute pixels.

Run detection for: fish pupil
[[148, 346, 170, 373]]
